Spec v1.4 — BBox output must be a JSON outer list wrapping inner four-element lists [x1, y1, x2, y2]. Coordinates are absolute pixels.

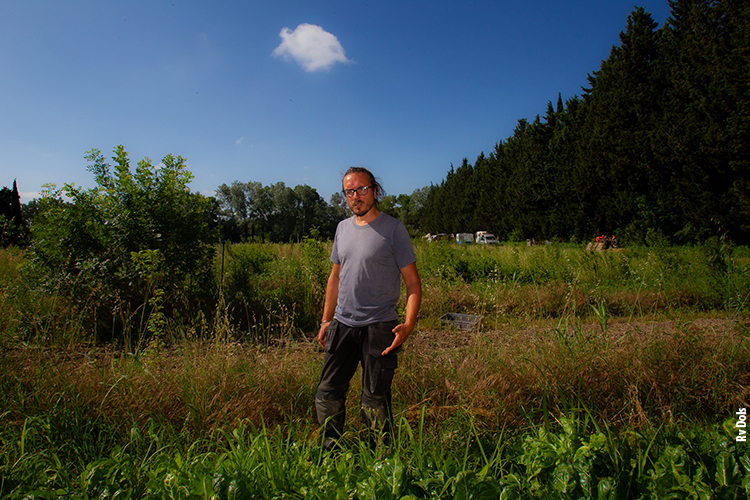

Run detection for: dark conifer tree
[[0, 180, 27, 246], [579, 7, 665, 240], [471, 151, 502, 235], [655, 0, 750, 242]]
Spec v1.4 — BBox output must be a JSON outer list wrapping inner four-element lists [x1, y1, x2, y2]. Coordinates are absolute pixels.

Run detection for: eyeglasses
[[342, 185, 374, 198]]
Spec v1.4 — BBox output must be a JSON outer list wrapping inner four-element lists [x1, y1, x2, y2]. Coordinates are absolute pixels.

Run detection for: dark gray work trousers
[[315, 319, 400, 449]]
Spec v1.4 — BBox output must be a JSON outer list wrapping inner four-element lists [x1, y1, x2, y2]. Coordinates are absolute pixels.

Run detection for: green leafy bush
[[25, 145, 216, 342]]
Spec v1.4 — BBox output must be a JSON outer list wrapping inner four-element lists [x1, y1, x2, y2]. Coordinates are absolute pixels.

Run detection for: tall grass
[[0, 246, 91, 346], [1, 241, 749, 496], [414, 241, 750, 329], [2, 315, 748, 496], [213, 238, 330, 341], [2, 240, 748, 345]]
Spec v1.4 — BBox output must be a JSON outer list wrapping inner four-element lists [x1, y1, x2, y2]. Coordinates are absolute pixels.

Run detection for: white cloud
[[272, 23, 351, 72], [236, 137, 245, 145]]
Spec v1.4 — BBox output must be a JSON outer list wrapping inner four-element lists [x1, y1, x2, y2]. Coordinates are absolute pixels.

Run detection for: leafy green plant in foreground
[[3, 411, 748, 499]]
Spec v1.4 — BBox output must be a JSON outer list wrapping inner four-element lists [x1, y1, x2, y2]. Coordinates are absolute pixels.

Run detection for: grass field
[[1, 241, 749, 498]]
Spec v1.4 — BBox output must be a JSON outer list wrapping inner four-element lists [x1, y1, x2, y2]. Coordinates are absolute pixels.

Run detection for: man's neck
[[354, 206, 381, 226]]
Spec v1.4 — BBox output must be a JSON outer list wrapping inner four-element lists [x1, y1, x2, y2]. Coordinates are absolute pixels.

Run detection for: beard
[[349, 199, 374, 217]]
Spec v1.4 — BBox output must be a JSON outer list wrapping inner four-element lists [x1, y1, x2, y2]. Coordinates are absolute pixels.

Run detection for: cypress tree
[[0, 180, 27, 246], [656, 0, 750, 243]]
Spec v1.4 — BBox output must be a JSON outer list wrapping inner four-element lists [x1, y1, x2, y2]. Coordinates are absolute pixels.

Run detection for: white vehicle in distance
[[456, 233, 474, 244], [475, 231, 498, 244]]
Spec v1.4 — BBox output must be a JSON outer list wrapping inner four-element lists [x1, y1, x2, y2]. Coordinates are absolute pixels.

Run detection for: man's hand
[[382, 322, 414, 356], [382, 262, 421, 356], [317, 323, 328, 350], [318, 264, 340, 351]]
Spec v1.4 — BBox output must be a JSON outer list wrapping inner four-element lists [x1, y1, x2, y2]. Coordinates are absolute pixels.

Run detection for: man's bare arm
[[317, 264, 340, 349], [383, 262, 421, 356]]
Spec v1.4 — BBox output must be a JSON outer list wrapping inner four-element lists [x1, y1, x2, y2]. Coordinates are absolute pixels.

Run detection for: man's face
[[343, 173, 377, 217]]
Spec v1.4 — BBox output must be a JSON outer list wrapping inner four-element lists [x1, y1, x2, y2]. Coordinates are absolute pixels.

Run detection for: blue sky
[[1, 0, 672, 204]]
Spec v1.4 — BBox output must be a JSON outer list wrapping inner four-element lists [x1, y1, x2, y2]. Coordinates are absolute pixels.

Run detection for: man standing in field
[[316, 166, 422, 451]]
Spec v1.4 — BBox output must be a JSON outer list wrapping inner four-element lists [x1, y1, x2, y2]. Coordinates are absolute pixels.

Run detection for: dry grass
[[396, 316, 750, 430], [2, 340, 321, 440], [3, 316, 748, 447]]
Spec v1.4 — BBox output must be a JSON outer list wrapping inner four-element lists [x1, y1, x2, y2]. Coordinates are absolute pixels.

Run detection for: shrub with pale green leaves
[[25, 145, 216, 343]]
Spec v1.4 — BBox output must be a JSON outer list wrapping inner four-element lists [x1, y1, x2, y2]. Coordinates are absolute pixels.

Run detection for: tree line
[[419, 0, 750, 245], [213, 182, 431, 242], [214, 181, 346, 242]]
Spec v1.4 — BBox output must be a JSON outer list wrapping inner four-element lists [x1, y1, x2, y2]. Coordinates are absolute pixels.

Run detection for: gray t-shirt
[[331, 212, 416, 327]]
